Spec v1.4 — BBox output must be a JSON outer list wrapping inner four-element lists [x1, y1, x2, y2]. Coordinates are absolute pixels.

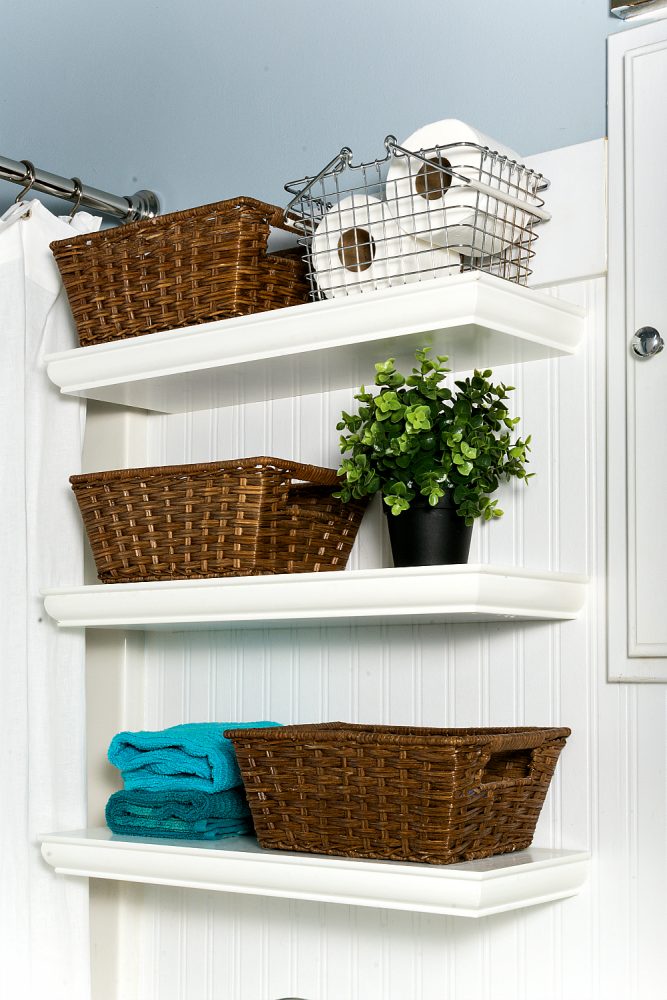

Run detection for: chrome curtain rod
[[0, 154, 160, 223]]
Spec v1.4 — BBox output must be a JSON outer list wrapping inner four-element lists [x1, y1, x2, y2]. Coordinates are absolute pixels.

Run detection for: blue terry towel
[[107, 721, 280, 792], [106, 786, 254, 841]]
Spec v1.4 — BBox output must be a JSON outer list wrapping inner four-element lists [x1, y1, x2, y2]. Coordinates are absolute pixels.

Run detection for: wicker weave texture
[[50, 197, 310, 347], [226, 722, 570, 865], [70, 458, 366, 583]]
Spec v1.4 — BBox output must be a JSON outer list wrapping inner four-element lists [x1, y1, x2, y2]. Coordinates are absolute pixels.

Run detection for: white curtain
[[0, 199, 96, 999]]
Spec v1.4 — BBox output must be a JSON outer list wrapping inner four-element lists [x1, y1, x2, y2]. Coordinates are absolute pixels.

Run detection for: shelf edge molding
[[40, 829, 591, 918], [42, 564, 589, 631], [45, 272, 585, 413]]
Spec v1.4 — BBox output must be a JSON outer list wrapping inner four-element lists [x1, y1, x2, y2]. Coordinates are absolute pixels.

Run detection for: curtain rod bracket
[[124, 189, 161, 222]]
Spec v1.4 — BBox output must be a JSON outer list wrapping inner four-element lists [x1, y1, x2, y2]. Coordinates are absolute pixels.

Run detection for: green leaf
[[405, 404, 432, 431], [385, 494, 410, 515]]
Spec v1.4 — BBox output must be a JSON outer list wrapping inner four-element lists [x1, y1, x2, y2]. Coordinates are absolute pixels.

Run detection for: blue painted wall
[[0, 1, 629, 215]]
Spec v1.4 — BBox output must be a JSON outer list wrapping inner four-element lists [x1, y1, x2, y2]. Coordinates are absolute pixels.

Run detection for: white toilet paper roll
[[310, 194, 460, 299], [385, 119, 538, 258]]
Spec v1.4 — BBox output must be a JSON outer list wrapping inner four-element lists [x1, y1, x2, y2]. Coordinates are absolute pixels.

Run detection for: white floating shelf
[[46, 273, 584, 413], [40, 828, 590, 918], [43, 564, 588, 631]]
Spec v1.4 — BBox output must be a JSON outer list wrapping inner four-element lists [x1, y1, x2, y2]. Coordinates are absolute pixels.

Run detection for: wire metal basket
[[284, 135, 550, 299]]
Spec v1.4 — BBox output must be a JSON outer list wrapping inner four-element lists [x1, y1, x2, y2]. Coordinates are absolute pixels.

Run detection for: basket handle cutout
[[480, 747, 534, 786]]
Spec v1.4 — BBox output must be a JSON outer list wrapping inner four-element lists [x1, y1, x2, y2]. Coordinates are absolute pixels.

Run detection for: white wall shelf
[[46, 273, 585, 413], [43, 564, 588, 631], [40, 828, 590, 918]]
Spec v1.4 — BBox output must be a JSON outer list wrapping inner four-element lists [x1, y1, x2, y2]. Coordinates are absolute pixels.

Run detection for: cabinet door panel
[[628, 42, 667, 655], [609, 23, 667, 678]]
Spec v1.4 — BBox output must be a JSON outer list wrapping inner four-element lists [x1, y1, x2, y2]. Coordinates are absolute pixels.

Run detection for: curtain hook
[[68, 177, 83, 220], [14, 160, 36, 204]]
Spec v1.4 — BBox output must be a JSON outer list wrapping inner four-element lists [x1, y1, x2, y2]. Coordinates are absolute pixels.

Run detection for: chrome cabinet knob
[[631, 326, 664, 359]]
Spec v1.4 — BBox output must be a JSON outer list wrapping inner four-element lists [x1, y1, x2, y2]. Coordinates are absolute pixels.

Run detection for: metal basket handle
[[386, 137, 552, 223], [283, 146, 353, 232], [284, 135, 551, 236]]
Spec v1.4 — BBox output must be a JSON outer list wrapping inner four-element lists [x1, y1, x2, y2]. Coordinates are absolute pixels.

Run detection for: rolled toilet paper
[[309, 194, 460, 299], [385, 119, 539, 258]]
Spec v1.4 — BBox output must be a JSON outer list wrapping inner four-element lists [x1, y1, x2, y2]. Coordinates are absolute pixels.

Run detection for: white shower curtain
[[0, 199, 94, 999]]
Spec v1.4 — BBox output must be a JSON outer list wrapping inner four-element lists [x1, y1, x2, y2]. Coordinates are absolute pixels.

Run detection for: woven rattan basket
[[50, 197, 310, 347], [225, 722, 570, 864], [70, 458, 366, 583]]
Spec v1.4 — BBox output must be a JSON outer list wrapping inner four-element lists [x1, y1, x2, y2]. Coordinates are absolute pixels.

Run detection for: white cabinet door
[[609, 20, 667, 680]]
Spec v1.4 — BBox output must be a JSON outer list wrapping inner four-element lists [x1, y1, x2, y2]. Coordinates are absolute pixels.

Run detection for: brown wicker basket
[[70, 458, 366, 583], [50, 197, 310, 347], [225, 722, 570, 865]]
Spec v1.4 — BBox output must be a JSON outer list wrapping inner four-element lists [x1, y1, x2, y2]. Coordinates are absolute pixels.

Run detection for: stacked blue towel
[[105, 787, 253, 840], [106, 721, 280, 841], [108, 721, 280, 792]]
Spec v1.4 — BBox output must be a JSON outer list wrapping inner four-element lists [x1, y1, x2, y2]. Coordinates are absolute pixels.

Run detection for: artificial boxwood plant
[[334, 347, 532, 525]]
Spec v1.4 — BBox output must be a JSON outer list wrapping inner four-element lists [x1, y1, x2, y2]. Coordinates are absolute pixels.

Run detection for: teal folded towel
[[108, 721, 280, 792], [105, 786, 254, 841]]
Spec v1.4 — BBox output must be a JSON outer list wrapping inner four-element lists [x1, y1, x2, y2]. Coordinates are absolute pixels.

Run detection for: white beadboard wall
[[87, 274, 667, 1000]]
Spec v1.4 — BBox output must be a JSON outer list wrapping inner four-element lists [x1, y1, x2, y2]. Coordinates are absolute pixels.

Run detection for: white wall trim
[[525, 139, 607, 289], [82, 401, 151, 999]]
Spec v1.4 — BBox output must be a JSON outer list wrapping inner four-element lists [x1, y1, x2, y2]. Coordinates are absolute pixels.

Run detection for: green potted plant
[[334, 347, 532, 566]]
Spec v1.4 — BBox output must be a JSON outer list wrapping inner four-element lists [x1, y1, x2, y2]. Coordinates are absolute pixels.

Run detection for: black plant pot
[[384, 493, 473, 567]]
